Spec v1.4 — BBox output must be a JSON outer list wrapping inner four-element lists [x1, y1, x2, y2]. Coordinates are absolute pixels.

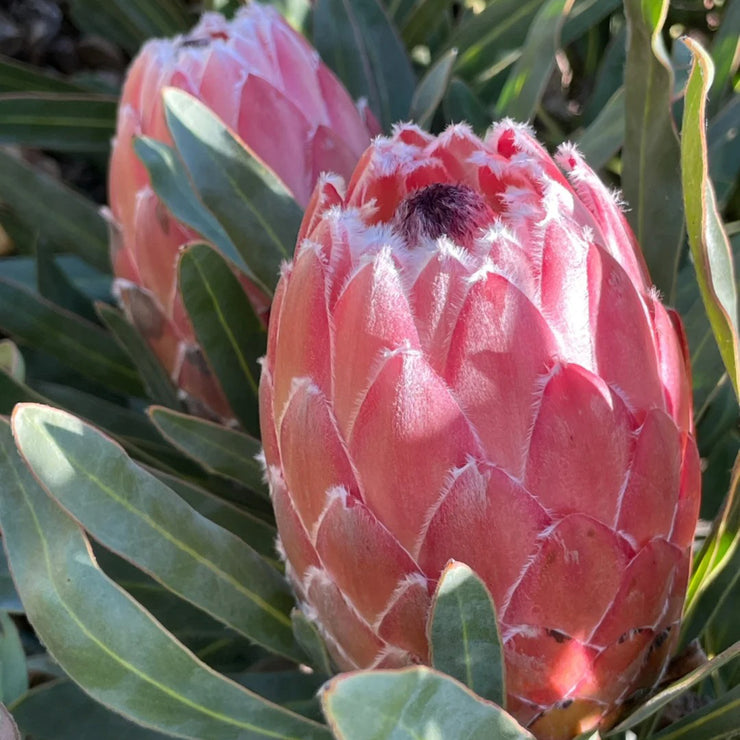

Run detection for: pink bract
[[260, 121, 701, 739]]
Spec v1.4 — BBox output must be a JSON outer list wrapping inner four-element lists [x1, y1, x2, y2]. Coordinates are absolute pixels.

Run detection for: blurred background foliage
[[0, 0, 737, 738]]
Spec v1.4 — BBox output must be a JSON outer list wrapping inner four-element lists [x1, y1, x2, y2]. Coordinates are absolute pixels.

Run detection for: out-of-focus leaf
[[622, 0, 683, 300], [322, 667, 534, 740], [0, 278, 144, 397], [150, 469, 277, 564], [148, 406, 268, 497], [400, 0, 451, 50], [449, 0, 545, 81], [561, 0, 621, 45], [0, 149, 109, 272], [0, 55, 85, 94], [580, 24, 627, 126], [291, 610, 332, 677], [230, 671, 324, 721], [69, 0, 191, 55], [313, 0, 415, 130], [610, 642, 740, 732], [410, 49, 458, 130], [0, 549, 21, 615], [708, 0, 740, 119], [11, 680, 172, 740], [164, 88, 302, 295], [13, 404, 300, 662], [576, 86, 624, 171], [681, 38, 739, 399], [0, 705, 19, 740], [495, 0, 575, 122], [708, 96, 740, 211], [0, 417, 330, 740], [443, 78, 493, 135], [0, 612, 27, 705], [96, 303, 181, 410], [134, 137, 244, 272], [0, 342, 24, 383], [0, 94, 116, 152], [178, 243, 264, 435], [429, 562, 505, 707]]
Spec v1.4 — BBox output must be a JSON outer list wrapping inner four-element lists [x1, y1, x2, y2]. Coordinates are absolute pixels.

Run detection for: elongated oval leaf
[[291, 610, 333, 677], [410, 49, 458, 130], [148, 406, 267, 497], [622, 0, 683, 300], [0, 56, 85, 94], [313, 0, 415, 130], [178, 243, 265, 435], [164, 88, 303, 294], [0, 417, 330, 740], [0, 705, 19, 740], [709, 96, 740, 211], [429, 562, 505, 707], [13, 404, 298, 661], [0, 149, 109, 272], [681, 38, 739, 399], [0, 278, 143, 397], [443, 78, 492, 135], [0, 341, 24, 383], [0, 94, 116, 152], [0, 612, 27, 705], [576, 86, 624, 171], [322, 667, 534, 740], [495, 0, 575, 122], [134, 137, 244, 271]]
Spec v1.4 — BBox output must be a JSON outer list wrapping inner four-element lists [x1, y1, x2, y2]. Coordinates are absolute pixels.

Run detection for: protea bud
[[108, 3, 376, 418], [260, 122, 701, 739]]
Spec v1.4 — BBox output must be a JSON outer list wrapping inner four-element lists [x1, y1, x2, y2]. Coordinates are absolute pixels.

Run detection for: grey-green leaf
[[576, 87, 624, 171], [429, 562, 505, 707], [622, 0, 683, 300], [0, 704, 19, 740], [12, 404, 299, 662], [148, 405, 268, 497], [164, 88, 303, 294], [0, 612, 28, 705], [410, 48, 458, 130], [291, 610, 333, 677], [322, 666, 534, 740], [178, 243, 265, 435], [0, 416, 330, 740]]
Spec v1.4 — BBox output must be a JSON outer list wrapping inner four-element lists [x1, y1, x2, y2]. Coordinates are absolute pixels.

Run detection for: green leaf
[[561, 0, 621, 45], [0, 94, 116, 152], [0, 550, 21, 615], [178, 243, 265, 435], [96, 302, 181, 410], [449, 0, 545, 81], [0, 416, 330, 739], [69, 0, 191, 55], [609, 642, 740, 733], [322, 666, 534, 740], [0, 612, 27, 706], [400, 0, 451, 50], [709, 96, 740, 211], [622, 0, 683, 300], [134, 137, 244, 272], [428, 562, 505, 707], [443, 78, 493, 135], [164, 88, 303, 294], [681, 38, 740, 400], [231, 671, 324, 722], [11, 680, 172, 740], [707, 0, 740, 118], [0, 704, 19, 740], [495, 0, 575, 122], [0, 149, 109, 272], [0, 55, 86, 94], [13, 404, 299, 662], [313, 0, 415, 130], [410, 48, 458, 130], [0, 341, 24, 383], [291, 610, 333, 677], [576, 86, 624, 171], [0, 278, 144, 398]]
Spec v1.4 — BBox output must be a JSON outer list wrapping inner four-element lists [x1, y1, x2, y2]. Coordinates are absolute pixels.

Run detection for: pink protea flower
[[259, 122, 701, 739], [108, 3, 376, 418]]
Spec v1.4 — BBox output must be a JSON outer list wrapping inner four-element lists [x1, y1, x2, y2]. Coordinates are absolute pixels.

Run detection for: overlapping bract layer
[[260, 121, 701, 739], [108, 3, 375, 417]]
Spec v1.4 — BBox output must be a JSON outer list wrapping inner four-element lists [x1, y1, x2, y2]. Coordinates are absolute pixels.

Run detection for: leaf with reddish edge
[[680, 38, 740, 400], [321, 666, 534, 740], [0, 704, 19, 740], [428, 562, 506, 708], [622, 0, 684, 301]]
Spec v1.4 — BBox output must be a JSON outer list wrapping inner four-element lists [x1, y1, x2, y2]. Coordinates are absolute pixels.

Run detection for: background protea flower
[[260, 122, 702, 739], [108, 3, 376, 418]]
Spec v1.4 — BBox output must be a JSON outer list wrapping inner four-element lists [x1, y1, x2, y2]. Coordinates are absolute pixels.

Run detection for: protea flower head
[[259, 122, 701, 739], [108, 2, 376, 418]]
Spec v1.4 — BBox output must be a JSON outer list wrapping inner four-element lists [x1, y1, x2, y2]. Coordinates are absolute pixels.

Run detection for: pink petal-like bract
[[108, 4, 375, 418], [260, 122, 701, 739]]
